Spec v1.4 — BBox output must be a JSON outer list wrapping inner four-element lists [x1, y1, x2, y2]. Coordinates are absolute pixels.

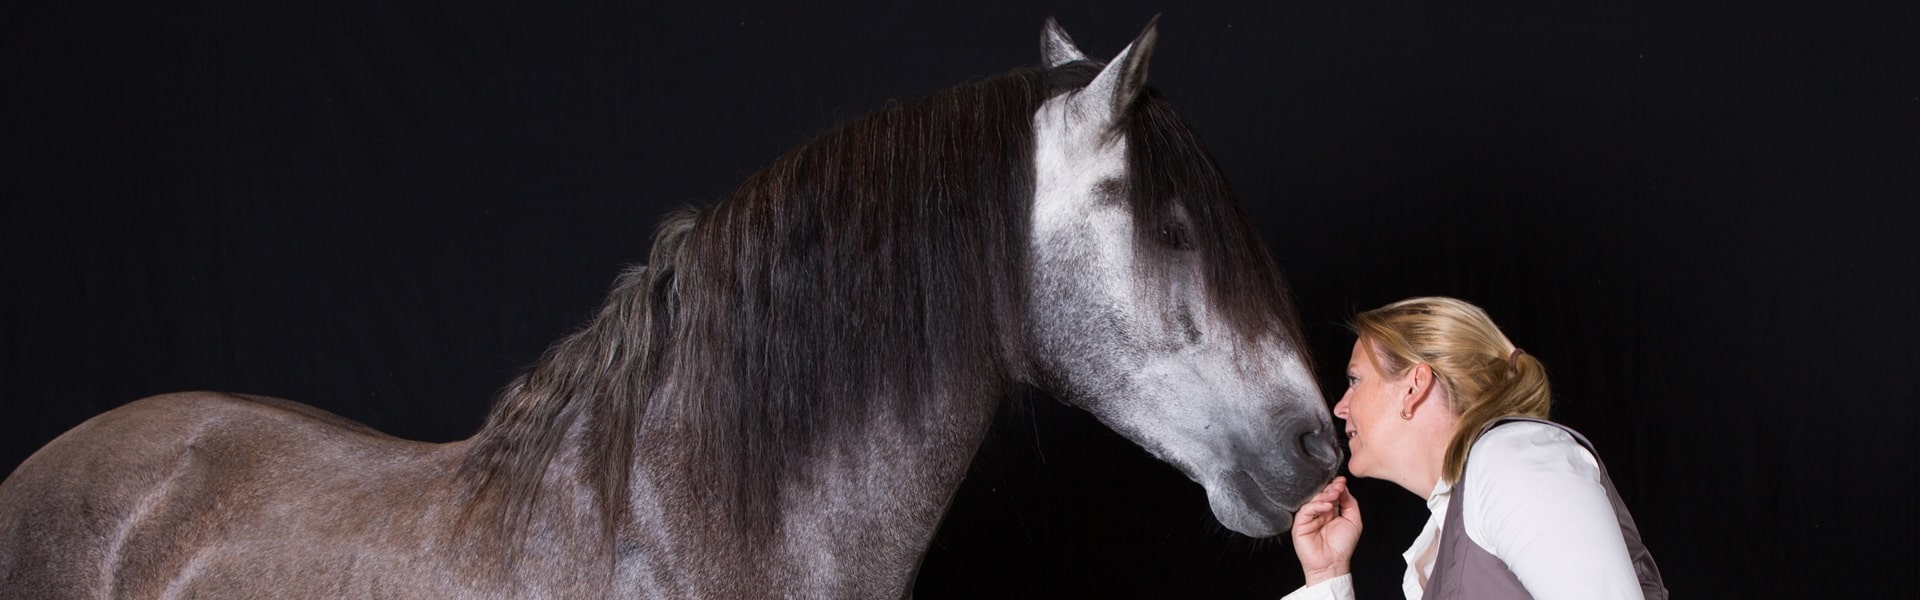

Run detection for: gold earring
[[1400, 408, 1414, 420]]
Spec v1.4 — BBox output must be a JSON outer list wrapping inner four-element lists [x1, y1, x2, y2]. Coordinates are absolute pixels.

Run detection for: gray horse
[[0, 19, 1341, 598]]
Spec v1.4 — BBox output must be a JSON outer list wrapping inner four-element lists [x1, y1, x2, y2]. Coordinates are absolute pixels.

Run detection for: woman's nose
[[1332, 393, 1350, 419]]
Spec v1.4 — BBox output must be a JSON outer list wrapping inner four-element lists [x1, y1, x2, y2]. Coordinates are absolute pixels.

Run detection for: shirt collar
[[1426, 478, 1453, 511]]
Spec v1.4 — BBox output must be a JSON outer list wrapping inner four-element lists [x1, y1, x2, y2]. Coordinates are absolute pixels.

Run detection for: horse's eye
[[1158, 223, 1192, 250]]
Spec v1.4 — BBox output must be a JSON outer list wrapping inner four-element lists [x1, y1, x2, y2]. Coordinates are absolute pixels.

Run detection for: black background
[[5, 1, 1915, 597]]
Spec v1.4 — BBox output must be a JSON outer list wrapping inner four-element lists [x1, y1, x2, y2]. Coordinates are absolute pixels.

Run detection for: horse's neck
[[775, 397, 997, 591], [624, 390, 999, 597]]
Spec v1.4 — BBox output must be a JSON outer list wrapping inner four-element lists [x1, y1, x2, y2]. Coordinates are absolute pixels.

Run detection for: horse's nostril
[[1298, 429, 1341, 466]]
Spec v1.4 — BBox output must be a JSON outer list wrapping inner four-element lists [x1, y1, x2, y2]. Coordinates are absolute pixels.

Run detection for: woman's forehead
[[1347, 338, 1374, 372]]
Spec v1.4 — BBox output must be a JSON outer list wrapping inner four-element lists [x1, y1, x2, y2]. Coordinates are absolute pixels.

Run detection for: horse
[[0, 18, 1341, 598]]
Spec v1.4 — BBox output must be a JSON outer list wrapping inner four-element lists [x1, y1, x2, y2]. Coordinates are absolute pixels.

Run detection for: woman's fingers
[[1319, 477, 1346, 500], [1293, 500, 1333, 533], [1292, 477, 1351, 536]]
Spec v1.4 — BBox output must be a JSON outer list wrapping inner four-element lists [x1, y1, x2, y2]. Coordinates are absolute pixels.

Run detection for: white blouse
[[1281, 421, 1643, 599]]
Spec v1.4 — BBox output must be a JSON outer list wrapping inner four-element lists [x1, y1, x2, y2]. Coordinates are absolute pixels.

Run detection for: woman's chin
[[1344, 458, 1368, 479]]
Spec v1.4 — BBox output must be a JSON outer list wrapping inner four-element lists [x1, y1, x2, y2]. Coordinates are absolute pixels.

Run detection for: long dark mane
[[456, 61, 1305, 542]]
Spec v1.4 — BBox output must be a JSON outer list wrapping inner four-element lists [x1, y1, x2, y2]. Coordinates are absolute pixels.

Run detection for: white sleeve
[[1278, 573, 1355, 600], [1462, 423, 1642, 600]]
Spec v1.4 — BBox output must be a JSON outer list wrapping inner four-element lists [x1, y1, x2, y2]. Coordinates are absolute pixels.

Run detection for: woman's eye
[[1345, 375, 1358, 387]]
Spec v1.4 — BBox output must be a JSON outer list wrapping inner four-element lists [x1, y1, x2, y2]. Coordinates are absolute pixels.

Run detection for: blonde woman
[[1284, 297, 1666, 599]]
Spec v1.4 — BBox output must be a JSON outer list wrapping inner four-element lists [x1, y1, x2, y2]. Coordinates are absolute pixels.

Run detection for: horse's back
[[0, 391, 451, 599]]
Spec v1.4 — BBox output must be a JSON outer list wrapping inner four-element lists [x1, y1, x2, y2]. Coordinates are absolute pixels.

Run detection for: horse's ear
[[1040, 16, 1088, 67], [1082, 15, 1159, 117]]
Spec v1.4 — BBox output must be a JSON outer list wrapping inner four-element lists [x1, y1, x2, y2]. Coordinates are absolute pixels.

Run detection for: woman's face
[[1332, 338, 1410, 479]]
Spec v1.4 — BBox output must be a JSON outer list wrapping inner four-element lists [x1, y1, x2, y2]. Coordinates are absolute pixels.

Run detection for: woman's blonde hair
[[1352, 297, 1551, 483]]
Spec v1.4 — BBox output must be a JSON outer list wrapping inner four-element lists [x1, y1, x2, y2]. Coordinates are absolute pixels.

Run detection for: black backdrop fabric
[[5, 0, 1915, 597]]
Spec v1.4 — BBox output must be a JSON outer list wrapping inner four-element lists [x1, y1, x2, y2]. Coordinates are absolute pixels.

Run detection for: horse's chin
[[1202, 471, 1305, 538], [1212, 505, 1292, 538]]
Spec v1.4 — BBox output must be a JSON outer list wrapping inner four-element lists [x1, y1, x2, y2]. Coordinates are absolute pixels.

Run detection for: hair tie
[[1508, 348, 1526, 371]]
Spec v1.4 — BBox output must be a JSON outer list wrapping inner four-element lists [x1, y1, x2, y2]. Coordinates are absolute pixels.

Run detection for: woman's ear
[[1402, 363, 1439, 414]]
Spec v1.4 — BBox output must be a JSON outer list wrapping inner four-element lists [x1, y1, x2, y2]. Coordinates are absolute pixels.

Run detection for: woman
[[1284, 297, 1665, 599]]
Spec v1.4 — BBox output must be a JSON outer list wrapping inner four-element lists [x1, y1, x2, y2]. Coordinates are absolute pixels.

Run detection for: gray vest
[[1424, 418, 1668, 600]]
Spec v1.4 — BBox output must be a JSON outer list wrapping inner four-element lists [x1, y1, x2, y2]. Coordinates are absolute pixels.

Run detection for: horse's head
[[1026, 18, 1343, 537]]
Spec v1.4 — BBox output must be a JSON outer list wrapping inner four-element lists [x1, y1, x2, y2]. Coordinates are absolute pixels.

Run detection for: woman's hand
[[1291, 476, 1361, 586]]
